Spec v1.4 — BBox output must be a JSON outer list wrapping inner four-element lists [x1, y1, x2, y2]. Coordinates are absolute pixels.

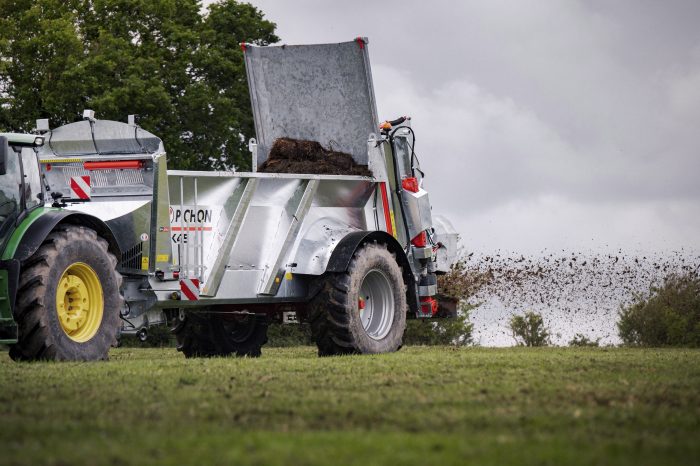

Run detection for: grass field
[[0, 346, 698, 465]]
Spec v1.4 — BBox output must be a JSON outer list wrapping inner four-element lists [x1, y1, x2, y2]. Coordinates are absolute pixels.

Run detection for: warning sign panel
[[70, 176, 91, 200], [180, 278, 200, 301]]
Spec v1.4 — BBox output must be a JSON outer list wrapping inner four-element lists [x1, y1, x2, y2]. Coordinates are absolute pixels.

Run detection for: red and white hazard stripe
[[180, 278, 200, 301], [70, 176, 91, 200]]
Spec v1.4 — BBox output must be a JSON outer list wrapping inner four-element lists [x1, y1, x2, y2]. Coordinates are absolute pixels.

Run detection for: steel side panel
[[260, 180, 319, 295], [153, 270, 308, 304], [66, 200, 153, 268], [157, 172, 381, 300], [201, 178, 258, 296]]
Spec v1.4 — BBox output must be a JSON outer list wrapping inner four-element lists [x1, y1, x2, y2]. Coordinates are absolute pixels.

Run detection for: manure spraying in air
[[456, 249, 700, 345]]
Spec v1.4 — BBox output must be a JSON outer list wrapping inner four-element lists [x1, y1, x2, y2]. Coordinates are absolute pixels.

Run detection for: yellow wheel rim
[[55, 262, 104, 342]]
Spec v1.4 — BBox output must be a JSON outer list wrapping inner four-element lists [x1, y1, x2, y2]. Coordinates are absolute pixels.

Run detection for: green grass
[[0, 346, 698, 465]]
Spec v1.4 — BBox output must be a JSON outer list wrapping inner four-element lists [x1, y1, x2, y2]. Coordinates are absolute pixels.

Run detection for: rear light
[[411, 231, 427, 247], [401, 177, 419, 193], [420, 297, 438, 316]]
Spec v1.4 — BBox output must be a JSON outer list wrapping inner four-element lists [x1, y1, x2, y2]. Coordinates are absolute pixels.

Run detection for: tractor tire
[[173, 312, 268, 358], [309, 242, 407, 356], [9, 225, 123, 361]]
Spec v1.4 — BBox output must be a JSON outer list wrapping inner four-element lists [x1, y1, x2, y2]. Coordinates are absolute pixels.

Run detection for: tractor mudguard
[[326, 230, 419, 314], [12, 210, 121, 263], [1, 209, 120, 319]]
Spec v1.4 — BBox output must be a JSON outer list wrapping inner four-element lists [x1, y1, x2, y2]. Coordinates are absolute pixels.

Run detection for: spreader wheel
[[172, 312, 268, 358], [309, 242, 407, 356]]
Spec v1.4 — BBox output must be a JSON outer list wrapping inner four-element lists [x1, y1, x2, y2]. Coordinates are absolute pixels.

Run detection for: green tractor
[[0, 132, 122, 361]]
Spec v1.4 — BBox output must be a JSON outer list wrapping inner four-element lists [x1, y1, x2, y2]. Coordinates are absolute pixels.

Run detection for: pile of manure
[[258, 138, 372, 177]]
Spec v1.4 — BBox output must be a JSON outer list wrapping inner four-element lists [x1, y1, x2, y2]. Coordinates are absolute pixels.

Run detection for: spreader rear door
[[243, 38, 379, 167]]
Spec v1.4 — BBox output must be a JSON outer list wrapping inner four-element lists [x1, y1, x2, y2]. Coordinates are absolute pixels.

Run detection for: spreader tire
[[9, 225, 123, 361], [171, 312, 218, 357], [309, 242, 407, 356], [173, 313, 268, 358]]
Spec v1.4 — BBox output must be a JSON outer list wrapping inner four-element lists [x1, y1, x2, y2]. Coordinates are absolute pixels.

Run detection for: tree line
[[0, 0, 279, 170]]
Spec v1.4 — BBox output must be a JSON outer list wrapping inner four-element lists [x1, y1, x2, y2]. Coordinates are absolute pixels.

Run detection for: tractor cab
[[0, 133, 46, 251]]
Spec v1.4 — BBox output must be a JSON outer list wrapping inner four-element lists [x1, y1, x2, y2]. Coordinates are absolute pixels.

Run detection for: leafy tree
[[618, 272, 700, 347], [0, 0, 278, 170], [509, 311, 550, 347]]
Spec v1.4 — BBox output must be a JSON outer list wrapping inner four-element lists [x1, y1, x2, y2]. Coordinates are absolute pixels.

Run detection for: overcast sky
[[215, 0, 700, 255]]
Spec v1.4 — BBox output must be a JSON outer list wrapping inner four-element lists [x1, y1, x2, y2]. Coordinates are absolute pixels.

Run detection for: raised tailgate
[[243, 38, 379, 167]]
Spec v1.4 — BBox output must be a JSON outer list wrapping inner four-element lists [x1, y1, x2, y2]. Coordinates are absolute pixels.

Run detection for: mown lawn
[[0, 346, 698, 465]]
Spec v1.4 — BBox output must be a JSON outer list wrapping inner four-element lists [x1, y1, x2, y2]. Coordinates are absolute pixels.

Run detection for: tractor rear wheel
[[10, 225, 123, 361], [173, 312, 268, 358], [309, 242, 407, 356]]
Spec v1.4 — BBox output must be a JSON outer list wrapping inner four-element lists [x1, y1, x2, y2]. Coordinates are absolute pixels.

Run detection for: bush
[[618, 273, 700, 347], [509, 311, 551, 347], [403, 304, 474, 346], [569, 333, 600, 347]]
